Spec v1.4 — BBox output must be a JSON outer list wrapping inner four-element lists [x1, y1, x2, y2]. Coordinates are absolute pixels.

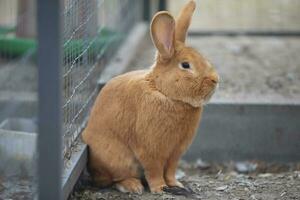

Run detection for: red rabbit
[[83, 0, 219, 194]]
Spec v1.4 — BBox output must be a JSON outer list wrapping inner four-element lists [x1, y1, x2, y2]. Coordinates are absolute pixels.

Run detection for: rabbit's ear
[[151, 11, 175, 59], [175, 0, 196, 43]]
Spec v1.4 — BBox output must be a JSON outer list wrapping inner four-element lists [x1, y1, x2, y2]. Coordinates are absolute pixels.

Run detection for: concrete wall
[[169, 0, 300, 31], [0, 0, 36, 37], [185, 103, 300, 162], [0, 0, 17, 26]]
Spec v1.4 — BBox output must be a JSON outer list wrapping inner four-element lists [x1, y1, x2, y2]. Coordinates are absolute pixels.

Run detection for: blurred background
[[0, 0, 299, 199]]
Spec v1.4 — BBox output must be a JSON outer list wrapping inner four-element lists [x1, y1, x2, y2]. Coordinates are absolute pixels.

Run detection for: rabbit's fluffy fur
[[82, 0, 219, 194]]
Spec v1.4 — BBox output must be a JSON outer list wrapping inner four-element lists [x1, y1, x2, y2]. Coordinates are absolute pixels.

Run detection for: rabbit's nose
[[209, 72, 219, 84]]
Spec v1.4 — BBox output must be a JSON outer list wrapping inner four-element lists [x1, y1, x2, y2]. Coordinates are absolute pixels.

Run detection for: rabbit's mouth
[[174, 89, 215, 107], [175, 78, 218, 107], [195, 78, 218, 105], [177, 96, 204, 107], [203, 87, 216, 104]]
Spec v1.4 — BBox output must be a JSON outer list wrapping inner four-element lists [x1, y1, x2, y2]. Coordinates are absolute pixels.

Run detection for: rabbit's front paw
[[150, 184, 167, 193]]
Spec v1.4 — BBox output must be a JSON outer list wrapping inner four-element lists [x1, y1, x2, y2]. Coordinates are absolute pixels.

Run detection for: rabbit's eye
[[181, 62, 190, 69]]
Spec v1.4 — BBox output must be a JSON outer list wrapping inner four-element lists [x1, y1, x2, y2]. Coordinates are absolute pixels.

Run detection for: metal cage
[[0, 0, 143, 199]]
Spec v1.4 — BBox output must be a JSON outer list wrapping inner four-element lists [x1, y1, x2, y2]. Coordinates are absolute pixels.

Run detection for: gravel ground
[[0, 176, 36, 200], [127, 35, 300, 104], [1, 161, 299, 200], [70, 161, 300, 200]]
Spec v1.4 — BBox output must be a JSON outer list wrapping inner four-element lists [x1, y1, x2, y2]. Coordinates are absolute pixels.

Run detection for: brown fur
[[82, 0, 219, 194]]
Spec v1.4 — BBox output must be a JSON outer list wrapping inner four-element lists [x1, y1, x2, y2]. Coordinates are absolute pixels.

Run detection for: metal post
[[37, 0, 62, 199]]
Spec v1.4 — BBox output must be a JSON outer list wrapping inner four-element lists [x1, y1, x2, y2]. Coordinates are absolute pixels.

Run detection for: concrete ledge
[[0, 118, 87, 200], [62, 141, 87, 200], [98, 23, 148, 84], [185, 102, 300, 162], [0, 118, 37, 177], [189, 30, 300, 37], [0, 98, 37, 122]]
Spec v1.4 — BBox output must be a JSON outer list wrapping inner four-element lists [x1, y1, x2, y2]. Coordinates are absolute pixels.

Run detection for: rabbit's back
[[82, 69, 150, 143]]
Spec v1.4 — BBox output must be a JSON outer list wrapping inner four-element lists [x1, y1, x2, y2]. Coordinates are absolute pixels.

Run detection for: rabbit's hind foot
[[116, 177, 144, 194]]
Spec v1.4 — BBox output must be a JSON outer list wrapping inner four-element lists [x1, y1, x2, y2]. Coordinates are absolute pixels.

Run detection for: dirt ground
[[70, 161, 300, 200], [1, 161, 299, 200], [127, 35, 300, 104]]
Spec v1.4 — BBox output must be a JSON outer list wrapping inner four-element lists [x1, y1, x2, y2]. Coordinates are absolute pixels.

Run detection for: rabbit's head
[[149, 0, 219, 107]]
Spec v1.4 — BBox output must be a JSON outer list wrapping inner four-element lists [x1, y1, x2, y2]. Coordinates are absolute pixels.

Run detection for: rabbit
[[82, 0, 219, 194]]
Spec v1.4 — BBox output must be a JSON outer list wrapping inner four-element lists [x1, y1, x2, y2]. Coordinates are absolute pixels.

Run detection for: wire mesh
[[62, 0, 142, 159]]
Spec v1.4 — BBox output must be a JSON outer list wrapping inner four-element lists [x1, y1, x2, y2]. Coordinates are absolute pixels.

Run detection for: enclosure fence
[[62, 0, 141, 160], [0, 0, 142, 199]]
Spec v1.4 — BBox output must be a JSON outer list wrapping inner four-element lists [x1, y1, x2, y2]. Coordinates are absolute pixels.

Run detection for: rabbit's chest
[[160, 107, 200, 136], [138, 100, 201, 139], [134, 94, 202, 158], [149, 106, 201, 156]]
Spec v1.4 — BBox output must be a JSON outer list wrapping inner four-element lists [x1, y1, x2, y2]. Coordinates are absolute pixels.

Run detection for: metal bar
[[188, 30, 300, 37], [143, 0, 150, 21], [158, 0, 167, 11], [37, 0, 63, 199]]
